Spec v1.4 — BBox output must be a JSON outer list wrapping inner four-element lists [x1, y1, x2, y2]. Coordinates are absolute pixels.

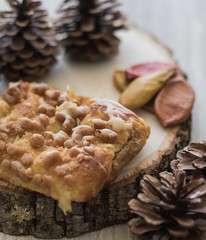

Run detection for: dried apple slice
[[126, 62, 178, 81], [119, 68, 175, 109], [113, 70, 128, 92], [154, 78, 195, 127]]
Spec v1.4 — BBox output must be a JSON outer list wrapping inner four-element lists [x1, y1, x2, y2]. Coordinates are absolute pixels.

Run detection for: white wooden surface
[[1, 0, 206, 239]]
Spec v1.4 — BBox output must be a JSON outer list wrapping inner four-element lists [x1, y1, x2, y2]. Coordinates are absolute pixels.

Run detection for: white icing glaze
[[61, 109, 73, 130], [45, 150, 57, 156], [82, 140, 90, 146], [54, 130, 68, 140], [64, 139, 75, 149], [99, 129, 117, 137], [68, 103, 89, 119], [72, 125, 93, 132], [57, 101, 89, 127], [24, 102, 32, 107], [108, 117, 132, 132], [21, 117, 40, 126], [45, 131, 53, 138], [45, 89, 57, 99], [66, 86, 76, 102], [59, 92, 67, 100], [70, 146, 83, 155], [45, 130, 68, 146], [71, 125, 93, 142], [92, 119, 108, 129], [82, 136, 95, 141], [92, 119, 107, 125], [84, 146, 94, 154], [92, 99, 132, 132]]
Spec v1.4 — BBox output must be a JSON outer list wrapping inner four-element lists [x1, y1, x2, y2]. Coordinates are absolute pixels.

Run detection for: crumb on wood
[[11, 204, 35, 223]]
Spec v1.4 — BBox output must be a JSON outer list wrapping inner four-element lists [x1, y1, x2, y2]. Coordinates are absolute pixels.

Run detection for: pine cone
[[128, 170, 206, 240], [171, 141, 206, 178], [55, 0, 126, 61], [0, 0, 59, 81]]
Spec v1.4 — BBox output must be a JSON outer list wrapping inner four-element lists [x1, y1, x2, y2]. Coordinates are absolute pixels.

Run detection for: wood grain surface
[[0, 0, 206, 239]]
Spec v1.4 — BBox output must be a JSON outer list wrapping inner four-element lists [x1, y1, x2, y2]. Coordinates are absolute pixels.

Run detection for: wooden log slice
[[0, 26, 191, 239]]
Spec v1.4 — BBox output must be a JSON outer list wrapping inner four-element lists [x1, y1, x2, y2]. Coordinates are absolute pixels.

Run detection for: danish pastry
[[0, 81, 150, 213]]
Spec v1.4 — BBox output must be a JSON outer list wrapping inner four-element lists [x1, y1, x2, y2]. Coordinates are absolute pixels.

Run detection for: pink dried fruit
[[126, 62, 178, 81]]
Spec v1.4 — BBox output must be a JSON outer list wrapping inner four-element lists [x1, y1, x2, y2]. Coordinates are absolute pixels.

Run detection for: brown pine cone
[[128, 170, 206, 240], [55, 0, 126, 61], [171, 141, 206, 179], [0, 0, 59, 81]]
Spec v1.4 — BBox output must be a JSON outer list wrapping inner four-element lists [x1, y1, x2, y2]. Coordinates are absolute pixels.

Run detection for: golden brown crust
[[106, 130, 148, 184], [0, 178, 31, 197], [0, 81, 150, 213]]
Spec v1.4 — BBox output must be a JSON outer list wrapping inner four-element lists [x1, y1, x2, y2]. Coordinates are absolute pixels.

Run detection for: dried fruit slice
[[126, 62, 178, 81], [119, 68, 175, 109], [113, 70, 128, 92], [154, 78, 195, 127]]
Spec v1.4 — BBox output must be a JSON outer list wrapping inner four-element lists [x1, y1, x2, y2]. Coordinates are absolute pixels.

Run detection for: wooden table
[[1, 0, 206, 239]]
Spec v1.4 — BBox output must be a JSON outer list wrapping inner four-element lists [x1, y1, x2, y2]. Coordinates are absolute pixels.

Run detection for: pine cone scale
[[193, 160, 206, 168], [10, 37, 25, 51], [6, 25, 20, 36], [16, 19, 30, 27], [195, 219, 206, 231], [0, 31, 6, 39], [129, 199, 161, 221], [32, 21, 48, 28], [23, 30, 39, 41], [138, 192, 161, 205], [2, 52, 17, 62], [41, 46, 56, 56], [0, 37, 12, 48], [29, 1, 41, 9], [24, 67, 39, 74], [188, 149, 205, 158], [69, 31, 83, 37], [30, 39, 47, 49], [26, 56, 40, 67], [89, 2, 120, 14], [142, 175, 168, 202], [11, 60, 26, 70], [18, 48, 34, 59], [159, 171, 175, 187], [181, 178, 204, 198], [175, 159, 196, 171], [190, 202, 206, 214], [89, 32, 103, 39], [172, 215, 195, 228], [186, 183, 206, 200], [167, 226, 189, 238], [81, 16, 95, 32], [128, 218, 162, 235], [95, 40, 111, 54], [190, 141, 206, 151], [160, 185, 176, 200]]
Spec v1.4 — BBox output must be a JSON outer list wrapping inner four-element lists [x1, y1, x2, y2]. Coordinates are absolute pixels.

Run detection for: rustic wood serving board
[[0, 25, 191, 239]]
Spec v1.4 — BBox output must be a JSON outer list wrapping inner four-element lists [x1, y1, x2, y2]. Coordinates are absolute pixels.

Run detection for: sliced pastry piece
[[0, 81, 150, 213]]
